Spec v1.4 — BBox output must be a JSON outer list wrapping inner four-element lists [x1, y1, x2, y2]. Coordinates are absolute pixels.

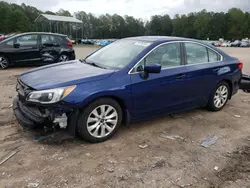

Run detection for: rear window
[[57, 36, 70, 45]]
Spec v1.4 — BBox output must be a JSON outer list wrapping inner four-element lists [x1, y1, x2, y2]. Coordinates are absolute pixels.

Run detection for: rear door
[[183, 42, 224, 106], [13, 34, 40, 64], [40, 34, 61, 63]]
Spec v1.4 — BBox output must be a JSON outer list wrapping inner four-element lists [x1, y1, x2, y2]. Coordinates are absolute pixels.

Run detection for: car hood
[[19, 60, 115, 90]]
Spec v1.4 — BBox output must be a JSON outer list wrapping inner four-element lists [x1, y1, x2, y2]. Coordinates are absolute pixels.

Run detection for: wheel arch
[[0, 54, 11, 67], [0, 54, 10, 62], [82, 94, 131, 125], [220, 79, 233, 99]]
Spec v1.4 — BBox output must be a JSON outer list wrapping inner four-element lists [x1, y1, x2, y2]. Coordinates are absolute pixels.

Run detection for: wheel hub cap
[[59, 55, 69, 62], [0, 57, 8, 68], [87, 105, 118, 138], [214, 85, 228, 108]]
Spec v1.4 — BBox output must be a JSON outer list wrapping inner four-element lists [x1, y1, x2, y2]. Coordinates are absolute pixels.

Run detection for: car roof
[[15, 32, 67, 37], [0, 32, 68, 44], [124, 36, 228, 57], [125, 36, 200, 43]]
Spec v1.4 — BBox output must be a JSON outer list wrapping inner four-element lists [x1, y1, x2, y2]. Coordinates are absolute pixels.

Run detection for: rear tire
[[207, 81, 230, 111], [77, 98, 122, 143], [0, 55, 9, 69]]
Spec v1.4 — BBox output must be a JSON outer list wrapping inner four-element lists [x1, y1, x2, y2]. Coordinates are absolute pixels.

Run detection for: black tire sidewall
[[207, 81, 230, 111], [0, 55, 9, 69], [77, 98, 122, 143]]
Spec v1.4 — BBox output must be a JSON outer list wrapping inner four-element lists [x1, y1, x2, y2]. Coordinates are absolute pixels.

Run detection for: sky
[[3, 0, 250, 19]]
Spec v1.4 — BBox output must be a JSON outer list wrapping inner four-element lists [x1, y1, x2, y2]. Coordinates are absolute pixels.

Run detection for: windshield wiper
[[80, 59, 106, 69]]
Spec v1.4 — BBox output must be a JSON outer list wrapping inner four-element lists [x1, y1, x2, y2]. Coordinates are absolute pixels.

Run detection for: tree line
[[0, 1, 250, 40]]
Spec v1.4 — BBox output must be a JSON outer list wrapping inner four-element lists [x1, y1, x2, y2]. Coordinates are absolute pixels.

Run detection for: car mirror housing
[[14, 43, 20, 48], [141, 64, 161, 79], [144, 64, 161, 74]]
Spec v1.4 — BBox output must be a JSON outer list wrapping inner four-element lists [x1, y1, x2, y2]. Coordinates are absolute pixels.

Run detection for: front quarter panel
[[62, 71, 132, 112]]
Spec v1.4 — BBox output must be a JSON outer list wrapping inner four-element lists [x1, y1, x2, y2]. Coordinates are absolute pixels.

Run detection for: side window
[[3, 39, 14, 47], [41, 35, 58, 46], [208, 49, 221, 62], [16, 35, 38, 47], [133, 43, 181, 72], [185, 43, 208, 65], [7, 40, 13, 46], [56, 36, 65, 45]]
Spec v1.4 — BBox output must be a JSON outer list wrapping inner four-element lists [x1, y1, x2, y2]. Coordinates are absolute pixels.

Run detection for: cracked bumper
[[13, 98, 78, 135], [13, 98, 46, 129]]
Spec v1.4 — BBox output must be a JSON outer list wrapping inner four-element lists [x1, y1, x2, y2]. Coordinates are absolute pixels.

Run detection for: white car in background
[[222, 42, 231, 47]]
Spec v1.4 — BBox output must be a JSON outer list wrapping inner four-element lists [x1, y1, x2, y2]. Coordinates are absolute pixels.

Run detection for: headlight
[[26, 85, 76, 104]]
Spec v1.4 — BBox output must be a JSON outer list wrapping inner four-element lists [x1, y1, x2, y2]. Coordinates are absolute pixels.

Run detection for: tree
[[44, 11, 56, 15], [0, 1, 11, 33], [6, 9, 30, 32], [1, 1, 250, 40], [227, 8, 245, 39], [56, 9, 72, 17]]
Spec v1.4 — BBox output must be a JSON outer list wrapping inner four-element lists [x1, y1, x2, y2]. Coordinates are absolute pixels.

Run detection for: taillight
[[67, 41, 73, 48], [237, 62, 243, 70]]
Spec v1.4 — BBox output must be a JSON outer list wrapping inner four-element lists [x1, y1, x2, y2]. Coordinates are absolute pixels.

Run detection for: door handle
[[213, 68, 220, 72], [176, 73, 186, 80]]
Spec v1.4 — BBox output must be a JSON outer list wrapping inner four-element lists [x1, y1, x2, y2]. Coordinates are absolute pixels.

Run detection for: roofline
[[22, 32, 67, 36], [6, 32, 67, 39], [124, 36, 205, 43], [34, 14, 82, 24]]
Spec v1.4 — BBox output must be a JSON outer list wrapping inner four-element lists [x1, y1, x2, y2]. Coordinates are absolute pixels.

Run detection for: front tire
[[77, 98, 122, 143], [207, 81, 230, 111], [0, 56, 9, 69]]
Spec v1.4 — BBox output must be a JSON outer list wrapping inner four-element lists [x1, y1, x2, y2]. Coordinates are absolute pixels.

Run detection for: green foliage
[[0, 1, 250, 40], [56, 9, 72, 17]]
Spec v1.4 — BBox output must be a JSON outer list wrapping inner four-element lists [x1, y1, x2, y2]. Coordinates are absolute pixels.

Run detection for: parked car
[[240, 41, 250, 47], [231, 40, 241, 47], [99, 40, 112, 46], [222, 42, 231, 47], [13, 36, 243, 143], [0, 32, 75, 69], [71, 39, 76, 44], [1, 33, 18, 41], [214, 42, 222, 47], [81, 39, 94, 44], [0, 34, 4, 41]]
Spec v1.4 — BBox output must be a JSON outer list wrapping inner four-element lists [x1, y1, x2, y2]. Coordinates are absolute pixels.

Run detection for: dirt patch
[[216, 143, 250, 186]]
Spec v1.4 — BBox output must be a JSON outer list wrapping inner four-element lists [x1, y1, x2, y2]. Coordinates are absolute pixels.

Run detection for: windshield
[[85, 39, 152, 69]]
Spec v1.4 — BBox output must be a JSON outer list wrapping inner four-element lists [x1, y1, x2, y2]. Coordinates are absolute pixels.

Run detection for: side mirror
[[144, 64, 161, 73], [141, 64, 161, 79], [14, 43, 20, 48]]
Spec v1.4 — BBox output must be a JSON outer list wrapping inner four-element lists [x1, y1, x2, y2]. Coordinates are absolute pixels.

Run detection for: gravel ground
[[0, 46, 250, 188]]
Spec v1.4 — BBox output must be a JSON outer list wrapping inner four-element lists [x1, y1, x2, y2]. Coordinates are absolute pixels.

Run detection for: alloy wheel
[[213, 85, 228, 108], [87, 105, 118, 138], [0, 57, 8, 69], [59, 55, 69, 62]]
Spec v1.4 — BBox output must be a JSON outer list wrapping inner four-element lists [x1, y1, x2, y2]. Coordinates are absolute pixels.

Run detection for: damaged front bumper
[[13, 98, 78, 135]]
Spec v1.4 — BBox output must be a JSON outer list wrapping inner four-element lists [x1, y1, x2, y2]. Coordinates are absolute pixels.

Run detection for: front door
[[130, 42, 191, 119], [13, 34, 40, 64]]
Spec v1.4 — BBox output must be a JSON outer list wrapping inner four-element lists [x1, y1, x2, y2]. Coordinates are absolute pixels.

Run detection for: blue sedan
[[13, 36, 242, 142]]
